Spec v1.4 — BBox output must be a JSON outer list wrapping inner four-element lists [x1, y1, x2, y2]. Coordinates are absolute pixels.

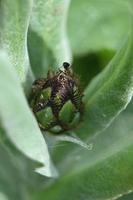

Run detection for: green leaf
[[72, 49, 115, 88], [68, 0, 130, 56], [0, 0, 33, 84], [0, 127, 52, 200], [0, 51, 55, 177], [119, 192, 133, 200], [37, 107, 54, 128], [28, 0, 72, 77], [33, 99, 133, 200], [75, 13, 133, 139], [59, 101, 75, 124], [0, 192, 8, 200], [0, 143, 27, 200]]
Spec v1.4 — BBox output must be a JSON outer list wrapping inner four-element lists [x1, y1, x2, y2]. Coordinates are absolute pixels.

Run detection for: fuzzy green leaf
[[75, 13, 133, 139], [68, 0, 130, 56], [0, 143, 27, 200], [28, 0, 72, 77], [0, 52, 54, 177], [0, 0, 33, 84], [0, 192, 8, 200]]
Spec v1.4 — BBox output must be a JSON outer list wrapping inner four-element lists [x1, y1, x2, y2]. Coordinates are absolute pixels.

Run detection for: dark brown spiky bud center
[[48, 71, 76, 116]]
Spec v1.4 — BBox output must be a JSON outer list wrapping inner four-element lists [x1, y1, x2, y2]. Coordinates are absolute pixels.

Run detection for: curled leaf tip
[[54, 133, 93, 150]]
